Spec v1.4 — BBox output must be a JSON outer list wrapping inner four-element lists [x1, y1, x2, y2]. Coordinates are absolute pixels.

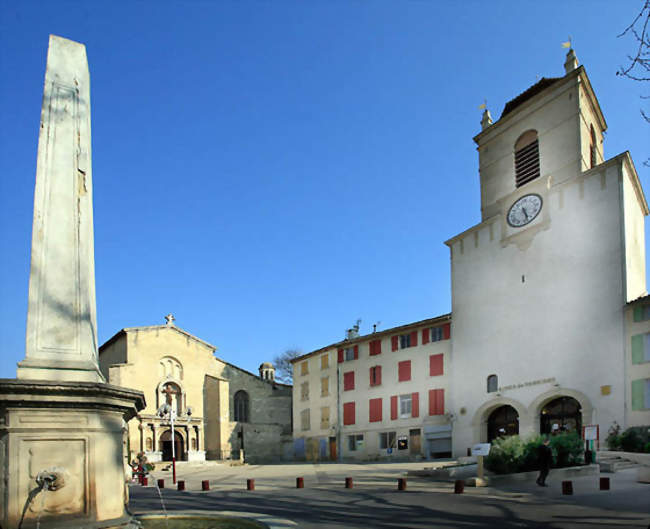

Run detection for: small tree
[[273, 348, 301, 384]]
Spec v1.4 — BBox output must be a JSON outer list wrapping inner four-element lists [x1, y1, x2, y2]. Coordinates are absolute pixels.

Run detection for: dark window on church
[[487, 374, 498, 393], [514, 130, 540, 187], [590, 125, 597, 168], [234, 390, 249, 423]]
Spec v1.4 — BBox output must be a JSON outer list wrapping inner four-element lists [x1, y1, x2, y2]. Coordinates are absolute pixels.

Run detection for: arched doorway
[[160, 430, 184, 461], [487, 405, 519, 442], [540, 396, 581, 435]]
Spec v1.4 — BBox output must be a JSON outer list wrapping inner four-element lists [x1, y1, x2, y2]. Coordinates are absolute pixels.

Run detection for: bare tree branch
[[273, 348, 302, 384]]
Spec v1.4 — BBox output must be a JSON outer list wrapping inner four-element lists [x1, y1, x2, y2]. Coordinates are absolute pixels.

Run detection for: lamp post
[[157, 403, 177, 484]]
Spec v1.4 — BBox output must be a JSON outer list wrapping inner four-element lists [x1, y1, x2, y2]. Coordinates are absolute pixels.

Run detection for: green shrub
[[644, 442, 650, 453], [485, 433, 584, 474], [620, 429, 643, 452], [485, 435, 525, 474], [606, 421, 622, 450], [549, 432, 584, 467]]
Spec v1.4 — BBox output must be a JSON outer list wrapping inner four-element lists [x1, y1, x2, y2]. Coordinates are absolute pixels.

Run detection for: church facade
[[98, 317, 292, 464], [291, 49, 650, 460]]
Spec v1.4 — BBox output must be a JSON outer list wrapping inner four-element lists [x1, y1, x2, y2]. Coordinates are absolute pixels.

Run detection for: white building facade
[[291, 49, 650, 460]]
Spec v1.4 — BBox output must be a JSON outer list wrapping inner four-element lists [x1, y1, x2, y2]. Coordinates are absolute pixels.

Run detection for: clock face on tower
[[507, 194, 543, 227]]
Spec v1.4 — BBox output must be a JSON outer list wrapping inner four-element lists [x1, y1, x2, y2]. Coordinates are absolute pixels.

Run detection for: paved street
[[129, 462, 650, 528]]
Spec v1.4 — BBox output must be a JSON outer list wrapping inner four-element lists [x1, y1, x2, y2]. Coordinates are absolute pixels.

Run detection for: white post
[[171, 409, 177, 484]]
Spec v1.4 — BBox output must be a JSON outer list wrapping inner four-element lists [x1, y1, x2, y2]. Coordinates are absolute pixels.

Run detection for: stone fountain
[[0, 35, 145, 529]]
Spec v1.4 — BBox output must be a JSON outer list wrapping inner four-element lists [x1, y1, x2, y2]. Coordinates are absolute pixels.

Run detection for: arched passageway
[[540, 396, 582, 435], [487, 405, 519, 442], [160, 429, 184, 461]]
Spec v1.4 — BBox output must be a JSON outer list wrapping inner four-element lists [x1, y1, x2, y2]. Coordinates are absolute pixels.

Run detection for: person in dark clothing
[[536, 438, 552, 486]]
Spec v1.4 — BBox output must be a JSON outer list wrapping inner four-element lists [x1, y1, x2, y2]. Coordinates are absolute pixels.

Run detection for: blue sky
[[1, 1, 648, 379]]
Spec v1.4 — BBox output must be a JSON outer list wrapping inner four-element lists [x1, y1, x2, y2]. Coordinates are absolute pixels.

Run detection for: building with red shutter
[[290, 315, 451, 461]]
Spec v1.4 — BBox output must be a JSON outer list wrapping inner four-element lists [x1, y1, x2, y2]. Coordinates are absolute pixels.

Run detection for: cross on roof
[[164, 313, 175, 325]]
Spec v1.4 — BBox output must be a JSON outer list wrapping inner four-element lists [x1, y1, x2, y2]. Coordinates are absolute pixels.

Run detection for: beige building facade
[[99, 317, 292, 464], [291, 49, 650, 460], [292, 316, 452, 461]]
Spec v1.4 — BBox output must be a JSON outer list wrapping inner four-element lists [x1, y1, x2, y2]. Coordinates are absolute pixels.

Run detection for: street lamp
[[157, 403, 177, 484]]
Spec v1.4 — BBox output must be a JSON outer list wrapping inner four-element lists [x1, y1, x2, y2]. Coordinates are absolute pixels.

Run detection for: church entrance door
[[487, 405, 519, 442], [160, 430, 184, 462], [540, 396, 581, 435]]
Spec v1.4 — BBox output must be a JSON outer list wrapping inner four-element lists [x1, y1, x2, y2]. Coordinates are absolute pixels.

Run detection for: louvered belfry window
[[514, 130, 540, 188]]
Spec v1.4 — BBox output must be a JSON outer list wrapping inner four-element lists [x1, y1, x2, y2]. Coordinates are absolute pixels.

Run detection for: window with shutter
[[429, 354, 444, 376], [398, 360, 411, 382], [369, 398, 382, 422], [343, 402, 356, 425], [370, 366, 382, 386], [343, 371, 355, 391], [428, 389, 444, 416], [514, 130, 540, 187]]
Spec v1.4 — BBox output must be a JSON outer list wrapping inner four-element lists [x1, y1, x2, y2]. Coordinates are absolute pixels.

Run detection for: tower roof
[[501, 77, 561, 118]]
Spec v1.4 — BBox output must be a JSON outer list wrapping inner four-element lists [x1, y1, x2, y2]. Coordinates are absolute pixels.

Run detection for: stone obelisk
[[1, 35, 144, 529], [17, 35, 103, 383]]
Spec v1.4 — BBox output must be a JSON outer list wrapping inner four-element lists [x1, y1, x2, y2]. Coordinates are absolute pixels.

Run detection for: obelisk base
[[0, 380, 145, 529]]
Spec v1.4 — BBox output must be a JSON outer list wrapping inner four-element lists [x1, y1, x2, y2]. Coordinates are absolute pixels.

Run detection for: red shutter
[[343, 402, 355, 425], [353, 345, 359, 360], [376, 365, 382, 386], [429, 389, 444, 415], [412, 392, 419, 418], [369, 339, 382, 356], [390, 395, 398, 420], [443, 323, 451, 340], [422, 328, 430, 345], [391, 336, 398, 351], [410, 331, 418, 347], [343, 371, 355, 391], [369, 398, 382, 422], [338, 348, 344, 363], [369, 367, 374, 386], [398, 360, 411, 382], [429, 354, 444, 376]]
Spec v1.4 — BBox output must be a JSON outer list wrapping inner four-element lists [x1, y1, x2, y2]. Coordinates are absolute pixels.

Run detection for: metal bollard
[[562, 481, 573, 495], [157, 479, 165, 489], [296, 477, 304, 488], [599, 477, 610, 491], [454, 479, 464, 494], [247, 479, 255, 491], [142, 477, 148, 486], [202, 480, 210, 491], [177, 480, 185, 491], [398, 478, 407, 491], [345, 477, 353, 489]]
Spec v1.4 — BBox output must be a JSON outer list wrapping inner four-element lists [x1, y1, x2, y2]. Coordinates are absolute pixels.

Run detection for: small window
[[300, 362, 309, 376], [300, 409, 310, 431], [487, 374, 498, 393], [234, 390, 250, 422], [399, 334, 411, 349], [590, 125, 597, 168], [321, 354, 329, 370], [321, 376, 329, 397], [399, 394, 412, 418], [633, 305, 650, 322], [320, 406, 330, 429], [344, 347, 355, 361], [514, 130, 540, 187], [370, 366, 382, 387], [348, 434, 364, 451], [300, 381, 309, 401], [431, 327, 444, 342], [379, 431, 396, 450]]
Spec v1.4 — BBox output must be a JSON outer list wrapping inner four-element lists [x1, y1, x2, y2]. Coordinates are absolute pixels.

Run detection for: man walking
[[536, 438, 552, 487]]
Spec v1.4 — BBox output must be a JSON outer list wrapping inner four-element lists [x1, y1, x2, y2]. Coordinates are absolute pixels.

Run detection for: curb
[[136, 509, 298, 529]]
